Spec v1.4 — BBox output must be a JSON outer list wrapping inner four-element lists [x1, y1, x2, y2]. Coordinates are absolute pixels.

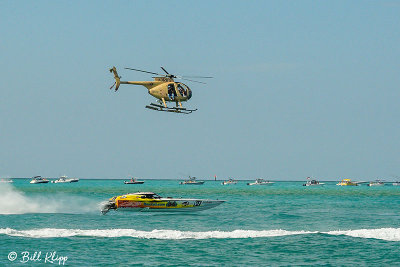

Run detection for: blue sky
[[0, 1, 399, 180]]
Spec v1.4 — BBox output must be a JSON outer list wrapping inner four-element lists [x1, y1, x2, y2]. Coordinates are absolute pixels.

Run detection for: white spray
[[0, 182, 100, 214]]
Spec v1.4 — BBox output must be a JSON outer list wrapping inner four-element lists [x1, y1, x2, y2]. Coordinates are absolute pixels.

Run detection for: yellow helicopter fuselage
[[121, 78, 191, 103]]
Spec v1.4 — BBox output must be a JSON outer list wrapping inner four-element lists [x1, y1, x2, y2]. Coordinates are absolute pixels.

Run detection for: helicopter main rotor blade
[[125, 66, 211, 83], [180, 75, 214, 79], [125, 67, 163, 76], [180, 78, 206, 84], [160, 67, 169, 75]]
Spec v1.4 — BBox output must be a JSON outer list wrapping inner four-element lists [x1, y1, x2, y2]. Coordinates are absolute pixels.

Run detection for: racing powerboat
[[336, 179, 358, 186], [52, 175, 79, 183], [180, 176, 205, 185], [0, 178, 13, 183], [247, 178, 274, 186], [30, 176, 49, 184], [303, 177, 324, 186], [222, 178, 237, 185], [101, 192, 224, 214], [124, 177, 144, 184]]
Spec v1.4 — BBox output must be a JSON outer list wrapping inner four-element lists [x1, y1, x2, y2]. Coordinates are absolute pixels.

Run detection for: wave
[[0, 183, 100, 214], [1, 228, 399, 241], [326, 228, 400, 242], [0, 228, 313, 239]]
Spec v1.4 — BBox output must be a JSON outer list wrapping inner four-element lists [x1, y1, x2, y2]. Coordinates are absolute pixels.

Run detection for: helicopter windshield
[[177, 83, 192, 99]]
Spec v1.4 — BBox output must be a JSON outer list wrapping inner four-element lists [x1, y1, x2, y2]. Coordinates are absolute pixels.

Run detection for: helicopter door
[[167, 83, 177, 100]]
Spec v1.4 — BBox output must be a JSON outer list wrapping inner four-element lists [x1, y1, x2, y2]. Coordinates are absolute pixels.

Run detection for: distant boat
[[30, 176, 49, 184], [0, 178, 13, 183], [367, 180, 385, 187], [222, 178, 237, 185], [124, 177, 144, 184], [393, 182, 400, 186], [336, 179, 358, 186], [180, 176, 205, 185], [52, 175, 79, 183], [247, 179, 274, 186], [303, 177, 324, 186]]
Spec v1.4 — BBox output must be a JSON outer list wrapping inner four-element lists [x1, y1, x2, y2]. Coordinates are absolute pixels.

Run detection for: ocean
[[1, 179, 400, 266]]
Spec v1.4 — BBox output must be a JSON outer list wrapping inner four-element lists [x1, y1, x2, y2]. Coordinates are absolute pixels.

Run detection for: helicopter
[[109, 66, 212, 114]]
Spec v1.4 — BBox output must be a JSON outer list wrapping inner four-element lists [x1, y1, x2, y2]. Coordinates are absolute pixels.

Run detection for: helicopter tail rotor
[[109, 66, 121, 91]]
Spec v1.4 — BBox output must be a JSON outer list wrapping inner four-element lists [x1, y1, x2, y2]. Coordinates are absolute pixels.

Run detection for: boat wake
[[1, 228, 399, 241], [0, 183, 99, 214]]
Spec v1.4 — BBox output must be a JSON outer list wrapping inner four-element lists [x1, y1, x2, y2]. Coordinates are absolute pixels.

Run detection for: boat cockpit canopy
[[131, 192, 162, 199]]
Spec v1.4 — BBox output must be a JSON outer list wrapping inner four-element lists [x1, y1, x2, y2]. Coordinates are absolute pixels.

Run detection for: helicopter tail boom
[[109, 66, 163, 91], [109, 66, 121, 91]]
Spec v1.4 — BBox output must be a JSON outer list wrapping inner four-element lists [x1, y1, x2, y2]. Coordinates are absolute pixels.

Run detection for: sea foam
[[326, 228, 400, 242], [1, 227, 400, 241], [0, 183, 100, 214], [0, 228, 313, 239]]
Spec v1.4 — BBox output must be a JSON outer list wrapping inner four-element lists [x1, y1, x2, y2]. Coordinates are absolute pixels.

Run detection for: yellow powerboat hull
[[101, 192, 224, 214]]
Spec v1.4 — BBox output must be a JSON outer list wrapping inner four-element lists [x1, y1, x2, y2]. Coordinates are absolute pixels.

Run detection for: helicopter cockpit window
[[177, 84, 186, 97]]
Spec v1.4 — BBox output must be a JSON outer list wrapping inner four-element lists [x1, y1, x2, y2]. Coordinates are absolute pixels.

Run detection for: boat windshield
[[140, 193, 161, 199]]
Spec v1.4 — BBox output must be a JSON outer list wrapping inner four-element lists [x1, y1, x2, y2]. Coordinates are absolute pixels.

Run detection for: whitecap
[[0, 228, 314, 239], [2, 227, 400, 241], [325, 228, 400, 242]]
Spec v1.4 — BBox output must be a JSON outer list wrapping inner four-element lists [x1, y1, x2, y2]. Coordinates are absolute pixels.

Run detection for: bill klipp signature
[[8, 251, 68, 265]]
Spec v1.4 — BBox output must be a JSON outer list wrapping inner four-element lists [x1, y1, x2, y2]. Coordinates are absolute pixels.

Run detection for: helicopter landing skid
[[145, 103, 197, 114]]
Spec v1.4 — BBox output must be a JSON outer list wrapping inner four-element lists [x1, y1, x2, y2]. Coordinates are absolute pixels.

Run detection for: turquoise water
[[1, 179, 400, 266]]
